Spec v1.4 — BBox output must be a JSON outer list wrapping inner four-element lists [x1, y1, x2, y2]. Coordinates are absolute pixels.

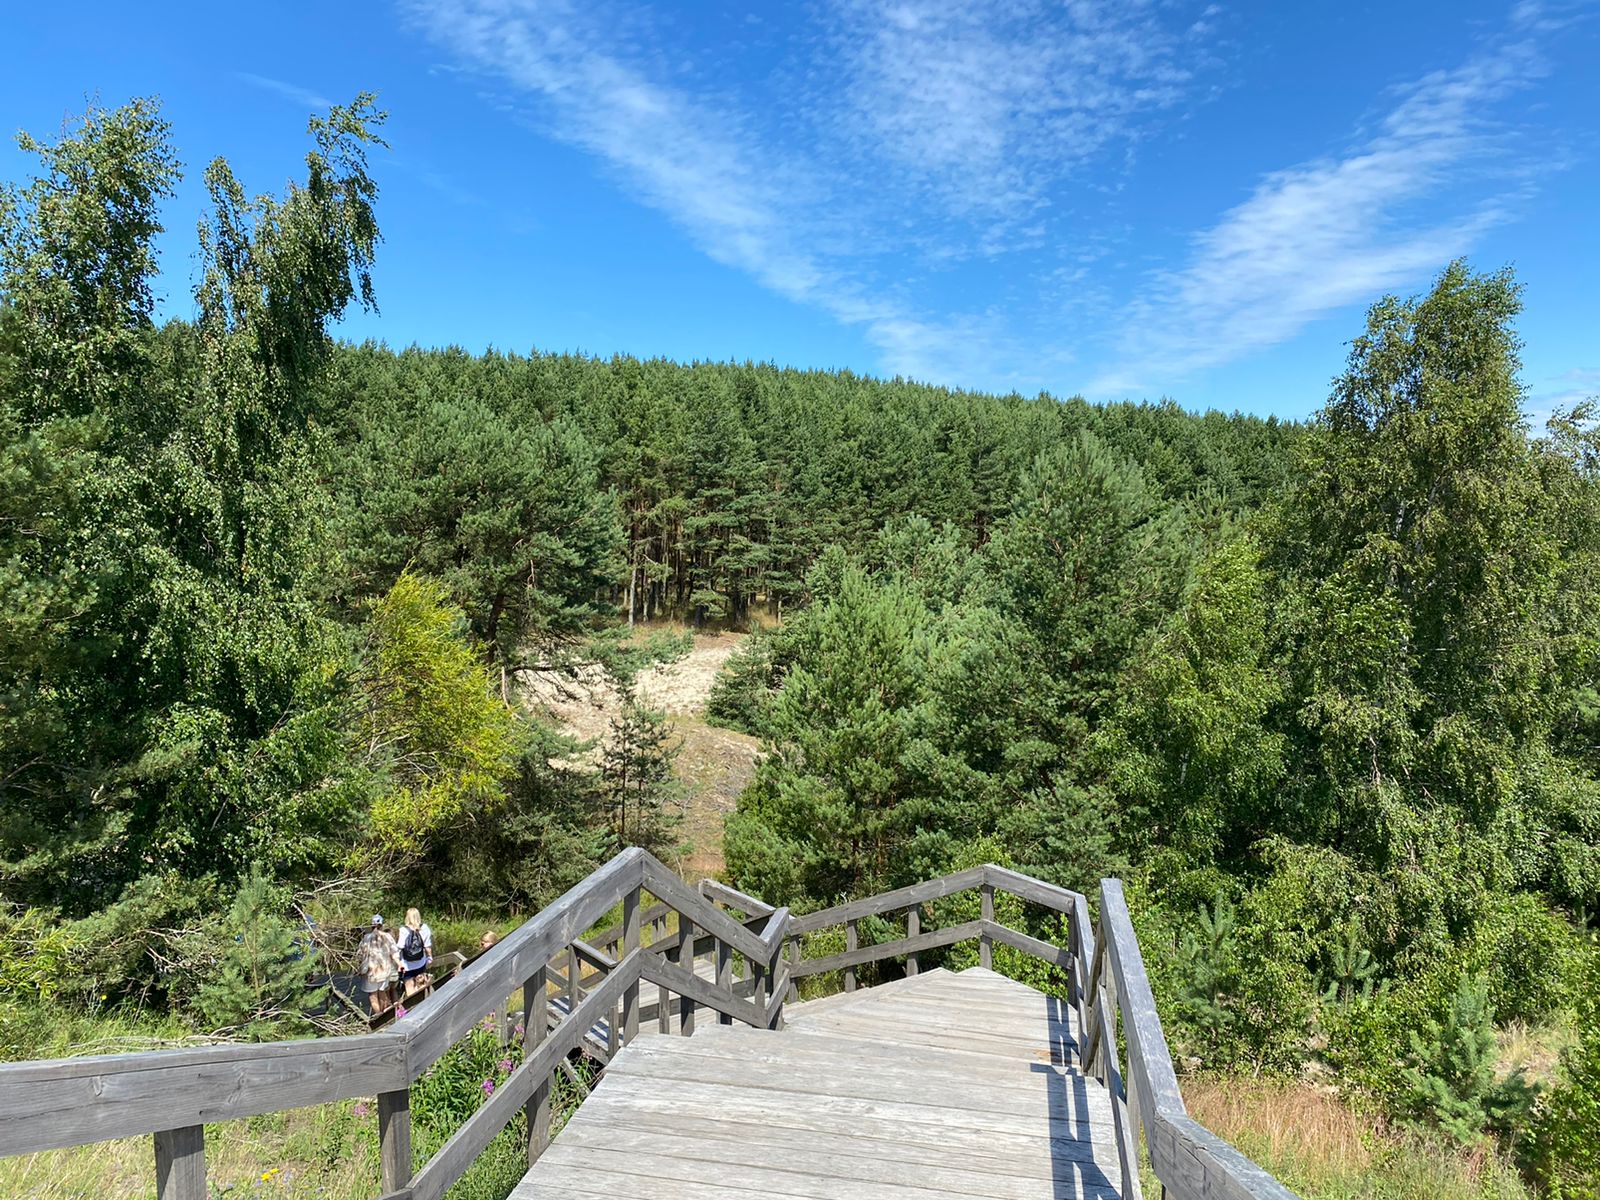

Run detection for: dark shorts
[[401, 965, 428, 982]]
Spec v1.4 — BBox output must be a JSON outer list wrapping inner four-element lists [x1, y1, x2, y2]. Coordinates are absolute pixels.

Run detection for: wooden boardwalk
[[513, 968, 1124, 1199]]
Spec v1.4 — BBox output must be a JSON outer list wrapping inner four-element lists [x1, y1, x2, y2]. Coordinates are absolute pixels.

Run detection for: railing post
[[377, 1089, 412, 1194], [979, 884, 994, 969], [678, 918, 696, 1035], [564, 945, 579, 1010], [716, 935, 733, 1026], [906, 905, 920, 975], [787, 936, 800, 1002], [524, 964, 551, 1162], [844, 918, 858, 992], [622, 885, 641, 1043], [154, 1125, 205, 1200]]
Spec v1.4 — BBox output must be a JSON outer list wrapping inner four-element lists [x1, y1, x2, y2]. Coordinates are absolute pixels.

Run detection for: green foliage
[[706, 635, 777, 734], [194, 868, 324, 1037], [361, 572, 522, 857], [600, 692, 683, 851], [1403, 975, 1535, 1144], [1523, 951, 1600, 1194]]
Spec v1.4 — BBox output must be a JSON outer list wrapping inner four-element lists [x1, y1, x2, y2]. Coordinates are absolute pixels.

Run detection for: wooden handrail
[[0, 856, 1297, 1200], [1091, 879, 1300, 1200]]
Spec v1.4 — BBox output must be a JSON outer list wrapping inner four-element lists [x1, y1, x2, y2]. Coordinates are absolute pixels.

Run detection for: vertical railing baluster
[[678, 917, 696, 1035], [716, 934, 734, 1025], [906, 905, 920, 976], [377, 1089, 412, 1195], [787, 935, 800, 1003], [622, 886, 641, 1044], [524, 964, 551, 1162], [844, 918, 858, 992], [979, 883, 994, 969], [153, 1125, 206, 1200]]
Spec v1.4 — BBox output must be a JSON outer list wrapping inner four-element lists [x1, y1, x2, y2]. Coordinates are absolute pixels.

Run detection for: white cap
[[371, 914, 384, 926]]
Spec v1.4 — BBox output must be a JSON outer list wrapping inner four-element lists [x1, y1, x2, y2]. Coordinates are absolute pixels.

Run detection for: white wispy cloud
[[398, 0, 1216, 388], [821, 0, 1207, 228], [1092, 27, 1546, 397], [234, 72, 334, 112]]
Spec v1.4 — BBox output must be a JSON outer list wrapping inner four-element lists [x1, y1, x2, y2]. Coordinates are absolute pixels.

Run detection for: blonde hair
[[405, 907, 422, 930]]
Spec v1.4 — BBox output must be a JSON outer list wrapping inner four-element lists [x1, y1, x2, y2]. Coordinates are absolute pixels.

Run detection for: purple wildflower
[[497, 1058, 513, 1073], [481, 1078, 495, 1097], [353, 1102, 370, 1118]]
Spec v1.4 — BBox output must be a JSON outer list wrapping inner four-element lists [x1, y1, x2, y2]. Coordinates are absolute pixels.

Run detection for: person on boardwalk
[[358, 914, 403, 1016], [399, 907, 434, 995]]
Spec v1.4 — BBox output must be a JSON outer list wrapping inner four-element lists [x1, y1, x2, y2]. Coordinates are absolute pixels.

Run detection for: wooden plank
[[0, 1033, 409, 1155], [698, 878, 775, 917], [979, 884, 994, 969], [844, 919, 857, 992], [378, 1088, 412, 1193], [524, 964, 551, 1161], [983, 864, 1086, 914], [640, 953, 767, 1028], [403, 952, 642, 1200], [789, 865, 988, 934], [154, 1125, 205, 1200], [640, 858, 768, 961], [677, 917, 696, 1036], [981, 920, 1072, 969], [402, 848, 645, 1073], [715, 936, 733, 1027], [622, 886, 641, 1044], [906, 905, 920, 975], [789, 919, 985, 979]]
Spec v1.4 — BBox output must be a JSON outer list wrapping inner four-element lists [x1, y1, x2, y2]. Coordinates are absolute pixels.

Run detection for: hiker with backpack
[[399, 907, 434, 996]]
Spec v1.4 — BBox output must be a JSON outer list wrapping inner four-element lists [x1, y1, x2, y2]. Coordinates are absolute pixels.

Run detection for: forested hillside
[[3, 98, 1599, 1197]]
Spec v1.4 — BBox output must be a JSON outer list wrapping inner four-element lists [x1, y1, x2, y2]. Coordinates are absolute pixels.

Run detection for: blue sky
[[4, 1, 1597, 420]]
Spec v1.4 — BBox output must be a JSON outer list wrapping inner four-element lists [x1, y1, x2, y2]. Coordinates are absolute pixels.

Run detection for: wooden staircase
[[515, 967, 1123, 1199], [0, 852, 1300, 1200]]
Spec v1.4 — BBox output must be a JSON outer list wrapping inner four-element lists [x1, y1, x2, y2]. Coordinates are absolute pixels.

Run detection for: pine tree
[[1403, 974, 1535, 1142], [195, 869, 324, 1038], [600, 694, 682, 849]]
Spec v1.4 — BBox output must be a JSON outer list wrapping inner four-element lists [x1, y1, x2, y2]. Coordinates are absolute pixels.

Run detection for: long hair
[[405, 907, 422, 930]]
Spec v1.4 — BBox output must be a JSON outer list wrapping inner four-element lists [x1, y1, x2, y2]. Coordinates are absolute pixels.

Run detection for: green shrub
[[706, 635, 777, 735], [1469, 892, 1582, 1024], [1522, 950, 1600, 1193], [1402, 974, 1535, 1144], [194, 868, 324, 1037]]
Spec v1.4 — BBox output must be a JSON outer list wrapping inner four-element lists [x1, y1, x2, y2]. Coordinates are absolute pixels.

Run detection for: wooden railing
[[781, 864, 1300, 1200], [0, 848, 787, 1200], [0, 854, 1296, 1200]]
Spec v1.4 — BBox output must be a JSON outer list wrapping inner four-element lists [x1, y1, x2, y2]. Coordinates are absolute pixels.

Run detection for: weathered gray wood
[[906, 905, 920, 975], [790, 865, 989, 934], [524, 964, 551, 1162], [640, 857, 768, 961], [697, 878, 774, 917], [0, 1032, 410, 1155], [981, 919, 1072, 969], [844, 918, 858, 992], [980, 884, 994, 969], [403, 848, 645, 1074], [154, 1124, 205, 1200], [640, 953, 767, 1028], [715, 937, 733, 1026], [378, 1088, 413, 1194], [401, 953, 642, 1200], [789, 919, 986, 979], [591, 900, 670, 956], [787, 936, 800, 1003], [570, 938, 617, 973], [677, 916, 696, 1035], [621, 885, 642, 1044], [983, 864, 1087, 914]]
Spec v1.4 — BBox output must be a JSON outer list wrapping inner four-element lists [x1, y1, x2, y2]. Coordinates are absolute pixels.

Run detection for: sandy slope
[[528, 632, 761, 877]]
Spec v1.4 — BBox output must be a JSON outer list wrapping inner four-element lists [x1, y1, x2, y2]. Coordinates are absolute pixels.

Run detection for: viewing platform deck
[[0, 851, 1299, 1200], [516, 967, 1120, 1199]]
